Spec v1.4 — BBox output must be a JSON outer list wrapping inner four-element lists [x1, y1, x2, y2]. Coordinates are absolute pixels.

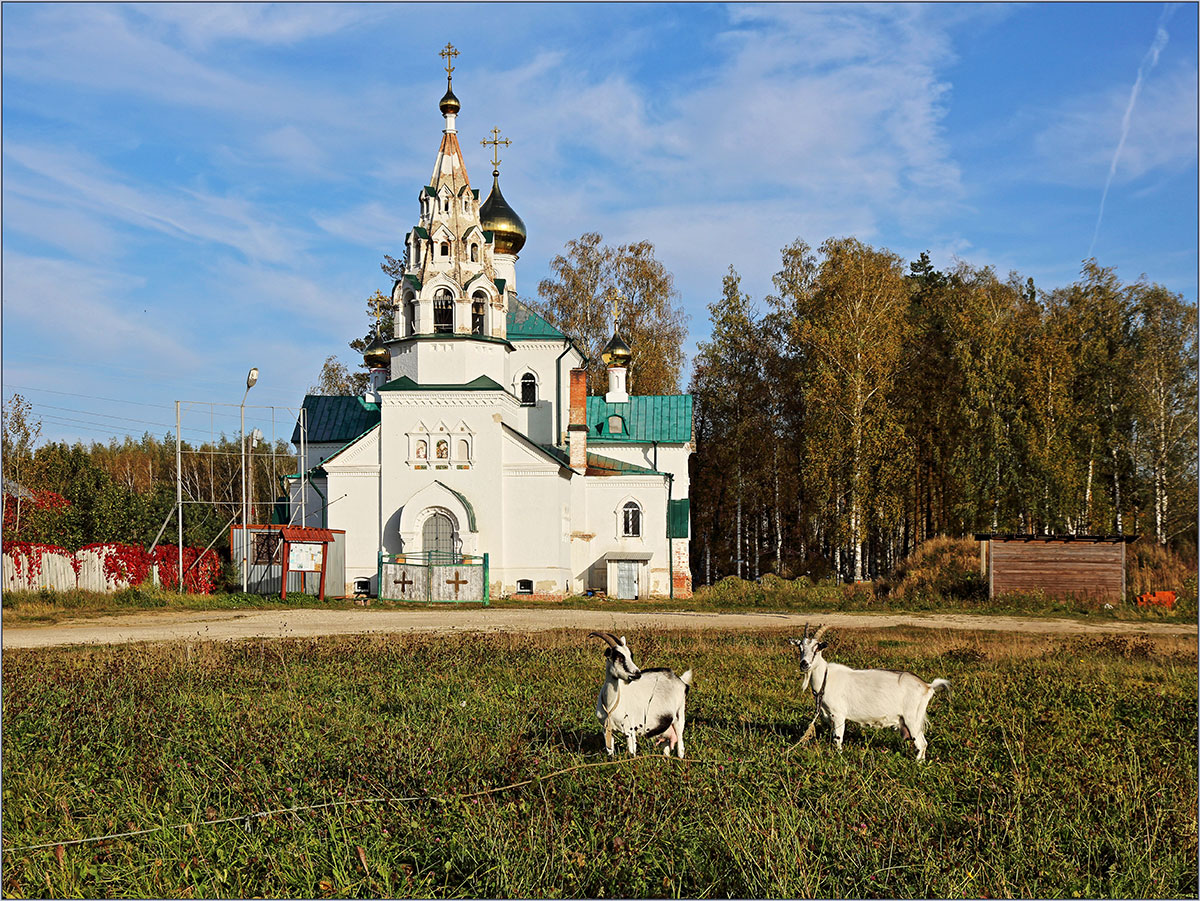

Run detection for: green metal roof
[[293, 395, 380, 445], [424, 186, 437, 197], [403, 274, 422, 291], [507, 297, 567, 340], [414, 226, 430, 239], [379, 374, 507, 392], [585, 451, 660, 476], [586, 395, 693, 444], [494, 278, 506, 294]]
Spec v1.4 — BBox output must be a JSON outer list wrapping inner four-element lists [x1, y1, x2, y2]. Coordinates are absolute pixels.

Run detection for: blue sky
[[3, 3, 1196, 447]]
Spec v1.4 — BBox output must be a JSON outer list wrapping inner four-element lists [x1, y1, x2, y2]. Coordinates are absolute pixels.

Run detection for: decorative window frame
[[450, 419, 474, 470], [408, 423, 432, 469], [606, 414, 627, 435], [517, 370, 539, 406], [616, 496, 644, 539]]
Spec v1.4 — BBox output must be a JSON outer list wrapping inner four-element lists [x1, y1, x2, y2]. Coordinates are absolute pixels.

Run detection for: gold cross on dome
[[609, 288, 625, 329], [481, 128, 511, 169], [371, 291, 387, 327], [439, 42, 459, 79]]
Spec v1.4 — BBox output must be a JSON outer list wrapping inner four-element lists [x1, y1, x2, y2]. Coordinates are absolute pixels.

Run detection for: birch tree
[[778, 238, 910, 581], [536, 233, 687, 395], [1129, 281, 1198, 544]]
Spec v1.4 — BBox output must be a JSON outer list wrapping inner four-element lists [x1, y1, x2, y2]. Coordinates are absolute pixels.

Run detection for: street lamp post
[[241, 367, 259, 594]]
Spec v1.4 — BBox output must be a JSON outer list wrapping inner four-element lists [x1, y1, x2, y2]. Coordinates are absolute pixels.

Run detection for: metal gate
[[617, 560, 639, 599], [378, 551, 489, 604]]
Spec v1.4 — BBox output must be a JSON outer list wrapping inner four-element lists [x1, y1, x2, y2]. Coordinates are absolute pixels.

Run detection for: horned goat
[[789, 624, 950, 761], [590, 632, 693, 758]]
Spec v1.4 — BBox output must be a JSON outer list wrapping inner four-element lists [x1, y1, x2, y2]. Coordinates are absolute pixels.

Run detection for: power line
[[5, 385, 175, 410]]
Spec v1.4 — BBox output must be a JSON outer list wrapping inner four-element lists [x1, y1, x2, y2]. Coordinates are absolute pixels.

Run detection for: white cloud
[[313, 201, 410, 250], [1, 252, 194, 367], [132, 4, 373, 50], [5, 142, 309, 265], [1034, 62, 1197, 186]]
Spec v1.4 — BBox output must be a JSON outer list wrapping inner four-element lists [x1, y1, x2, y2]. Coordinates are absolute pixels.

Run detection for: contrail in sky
[[1088, 4, 1175, 259]]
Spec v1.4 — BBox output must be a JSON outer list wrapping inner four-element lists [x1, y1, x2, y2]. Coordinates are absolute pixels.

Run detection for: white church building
[[289, 54, 693, 601]]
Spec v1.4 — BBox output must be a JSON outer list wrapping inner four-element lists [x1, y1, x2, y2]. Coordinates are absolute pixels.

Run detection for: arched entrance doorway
[[422, 511, 457, 560]]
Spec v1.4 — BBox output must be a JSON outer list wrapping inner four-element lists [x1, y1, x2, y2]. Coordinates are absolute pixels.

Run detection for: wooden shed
[[974, 534, 1137, 602]]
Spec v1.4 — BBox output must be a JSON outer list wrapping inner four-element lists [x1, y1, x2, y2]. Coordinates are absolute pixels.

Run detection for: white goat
[[789, 624, 950, 761], [590, 632, 693, 758]]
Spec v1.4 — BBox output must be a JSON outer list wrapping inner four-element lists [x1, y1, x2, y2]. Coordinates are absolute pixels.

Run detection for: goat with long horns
[[589, 632, 693, 758]]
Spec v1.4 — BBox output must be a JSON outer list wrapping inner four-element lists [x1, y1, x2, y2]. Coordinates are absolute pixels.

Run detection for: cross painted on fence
[[393, 570, 413, 594], [446, 571, 468, 598]]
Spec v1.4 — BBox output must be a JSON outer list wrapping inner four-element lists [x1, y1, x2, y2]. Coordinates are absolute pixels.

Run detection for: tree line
[[1, 400, 295, 557], [688, 239, 1197, 584]]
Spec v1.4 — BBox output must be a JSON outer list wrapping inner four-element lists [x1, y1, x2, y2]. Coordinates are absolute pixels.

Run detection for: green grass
[[6, 575, 1194, 628], [0, 586, 360, 626], [2, 628, 1196, 898]]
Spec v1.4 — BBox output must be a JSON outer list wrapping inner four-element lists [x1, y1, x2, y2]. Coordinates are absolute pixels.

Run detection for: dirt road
[[2, 607, 1195, 649]]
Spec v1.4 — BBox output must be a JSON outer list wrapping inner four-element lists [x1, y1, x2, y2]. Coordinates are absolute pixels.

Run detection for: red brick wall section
[[568, 368, 588, 470], [672, 539, 693, 598], [569, 369, 587, 426]]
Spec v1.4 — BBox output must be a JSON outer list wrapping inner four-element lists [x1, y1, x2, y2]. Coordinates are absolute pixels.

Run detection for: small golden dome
[[601, 331, 632, 368], [364, 332, 389, 369], [479, 170, 526, 256], [439, 84, 460, 115]]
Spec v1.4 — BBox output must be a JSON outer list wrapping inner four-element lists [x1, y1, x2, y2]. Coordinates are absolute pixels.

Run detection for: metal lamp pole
[[241, 367, 259, 593]]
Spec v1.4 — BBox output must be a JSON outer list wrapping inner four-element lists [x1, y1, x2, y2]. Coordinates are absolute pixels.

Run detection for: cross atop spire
[[481, 127, 512, 170], [439, 42, 459, 80], [371, 290, 387, 331], [609, 287, 625, 330]]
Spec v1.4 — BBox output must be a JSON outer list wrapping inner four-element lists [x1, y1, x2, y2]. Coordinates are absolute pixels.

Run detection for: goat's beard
[[801, 670, 812, 693]]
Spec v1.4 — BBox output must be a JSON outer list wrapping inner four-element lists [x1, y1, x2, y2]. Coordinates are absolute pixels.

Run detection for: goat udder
[[653, 723, 680, 747]]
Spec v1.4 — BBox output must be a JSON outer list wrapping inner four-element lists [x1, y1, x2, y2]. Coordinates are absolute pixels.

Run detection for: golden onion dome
[[363, 332, 389, 369], [601, 331, 632, 368], [439, 83, 461, 115], [479, 170, 527, 255]]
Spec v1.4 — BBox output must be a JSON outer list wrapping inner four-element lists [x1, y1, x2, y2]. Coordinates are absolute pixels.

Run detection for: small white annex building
[[289, 59, 693, 601]]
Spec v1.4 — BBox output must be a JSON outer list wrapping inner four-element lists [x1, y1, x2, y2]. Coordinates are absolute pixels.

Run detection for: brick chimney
[[568, 368, 588, 473]]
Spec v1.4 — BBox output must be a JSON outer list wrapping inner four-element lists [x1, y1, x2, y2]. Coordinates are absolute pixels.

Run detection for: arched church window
[[472, 292, 487, 335], [470, 243, 478, 263], [622, 501, 642, 538], [442, 197, 450, 213], [436, 439, 449, 459], [408, 298, 419, 335], [520, 373, 537, 406], [433, 289, 453, 333], [440, 242, 450, 258]]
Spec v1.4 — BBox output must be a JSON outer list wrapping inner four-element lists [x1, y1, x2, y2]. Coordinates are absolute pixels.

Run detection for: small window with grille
[[520, 373, 537, 406], [622, 501, 642, 538]]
